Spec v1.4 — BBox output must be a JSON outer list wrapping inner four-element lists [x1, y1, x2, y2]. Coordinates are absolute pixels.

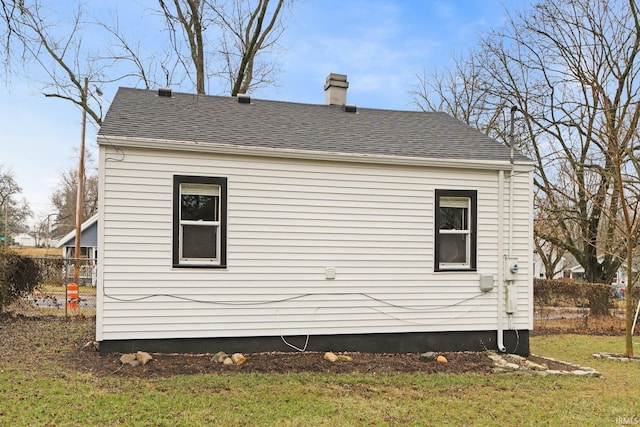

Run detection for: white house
[[532, 252, 566, 279], [13, 233, 36, 247], [96, 74, 535, 356]]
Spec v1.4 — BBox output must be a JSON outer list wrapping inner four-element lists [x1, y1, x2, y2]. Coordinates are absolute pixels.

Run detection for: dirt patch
[[0, 315, 582, 378], [82, 351, 497, 378]]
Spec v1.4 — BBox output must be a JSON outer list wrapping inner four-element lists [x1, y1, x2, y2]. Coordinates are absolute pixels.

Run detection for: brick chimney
[[324, 73, 348, 105]]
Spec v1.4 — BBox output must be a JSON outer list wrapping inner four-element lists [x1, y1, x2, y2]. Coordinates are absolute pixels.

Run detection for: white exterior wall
[[97, 145, 533, 341]]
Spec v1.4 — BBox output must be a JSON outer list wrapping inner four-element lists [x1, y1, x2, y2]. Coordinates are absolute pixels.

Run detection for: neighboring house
[[96, 74, 535, 356], [56, 214, 98, 285], [532, 252, 565, 279], [559, 253, 638, 298], [56, 214, 99, 260], [13, 233, 36, 247]]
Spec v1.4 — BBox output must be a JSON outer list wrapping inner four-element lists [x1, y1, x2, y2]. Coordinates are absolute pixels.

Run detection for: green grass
[[1, 333, 640, 426]]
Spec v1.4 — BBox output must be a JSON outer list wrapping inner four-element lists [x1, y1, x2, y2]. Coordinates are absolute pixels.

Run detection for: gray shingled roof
[[98, 87, 530, 163]]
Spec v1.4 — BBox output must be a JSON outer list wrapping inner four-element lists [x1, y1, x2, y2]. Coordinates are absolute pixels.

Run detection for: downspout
[[497, 106, 519, 352], [507, 107, 517, 331], [497, 169, 506, 352], [508, 108, 516, 258], [507, 168, 515, 330]]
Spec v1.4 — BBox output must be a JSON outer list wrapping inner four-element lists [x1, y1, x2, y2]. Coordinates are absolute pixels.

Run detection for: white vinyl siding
[[97, 145, 533, 341]]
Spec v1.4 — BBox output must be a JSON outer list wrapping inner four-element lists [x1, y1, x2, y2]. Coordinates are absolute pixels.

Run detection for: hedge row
[[533, 278, 614, 315]]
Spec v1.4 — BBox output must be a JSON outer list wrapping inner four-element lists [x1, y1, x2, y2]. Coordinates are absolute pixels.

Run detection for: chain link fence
[[9, 257, 97, 318]]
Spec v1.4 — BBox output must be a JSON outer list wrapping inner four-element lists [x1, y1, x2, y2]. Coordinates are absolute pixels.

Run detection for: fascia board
[[98, 135, 535, 171]]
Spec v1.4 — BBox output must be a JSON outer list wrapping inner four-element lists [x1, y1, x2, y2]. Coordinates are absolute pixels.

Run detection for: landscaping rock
[[525, 361, 547, 371], [231, 353, 246, 365], [223, 357, 234, 366], [82, 341, 99, 351], [120, 353, 136, 365], [487, 353, 503, 362], [508, 354, 526, 362], [436, 355, 448, 363], [420, 351, 437, 362], [324, 352, 338, 363], [337, 355, 353, 362], [119, 351, 153, 367], [212, 351, 228, 363], [136, 351, 153, 365], [593, 352, 640, 363]]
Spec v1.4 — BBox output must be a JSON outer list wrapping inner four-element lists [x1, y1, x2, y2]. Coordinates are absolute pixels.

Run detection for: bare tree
[[29, 212, 58, 247], [0, 165, 31, 244], [411, 52, 509, 143], [212, 0, 286, 95], [2, 1, 105, 124], [50, 168, 98, 237], [413, 0, 640, 356], [158, 0, 207, 94], [533, 196, 568, 279], [95, 15, 179, 91], [158, 0, 288, 95], [1, 0, 15, 60], [2, 0, 291, 113], [504, 0, 640, 356]]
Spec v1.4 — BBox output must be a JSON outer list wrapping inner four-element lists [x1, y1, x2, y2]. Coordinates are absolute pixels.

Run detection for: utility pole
[[3, 202, 7, 247], [73, 77, 88, 286], [45, 213, 56, 255]]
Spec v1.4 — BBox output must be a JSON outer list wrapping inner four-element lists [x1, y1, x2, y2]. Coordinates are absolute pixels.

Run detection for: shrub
[[31, 257, 66, 287], [0, 247, 41, 310]]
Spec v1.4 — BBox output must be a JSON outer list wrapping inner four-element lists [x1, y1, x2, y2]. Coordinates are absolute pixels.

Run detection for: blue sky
[[1, 0, 523, 224]]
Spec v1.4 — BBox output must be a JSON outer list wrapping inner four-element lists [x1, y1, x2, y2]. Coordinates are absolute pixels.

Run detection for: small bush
[[0, 247, 41, 310]]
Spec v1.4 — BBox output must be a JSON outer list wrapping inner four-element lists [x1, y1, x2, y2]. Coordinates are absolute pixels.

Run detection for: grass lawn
[[10, 246, 59, 257], [1, 319, 639, 426]]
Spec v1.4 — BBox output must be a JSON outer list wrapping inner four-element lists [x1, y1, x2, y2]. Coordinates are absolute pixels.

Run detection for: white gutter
[[97, 135, 534, 171], [497, 169, 506, 352]]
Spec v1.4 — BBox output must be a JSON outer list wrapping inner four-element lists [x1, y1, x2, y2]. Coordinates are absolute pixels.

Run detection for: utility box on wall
[[479, 274, 495, 292]]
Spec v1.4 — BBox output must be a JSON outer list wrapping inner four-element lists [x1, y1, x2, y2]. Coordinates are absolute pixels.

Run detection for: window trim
[[434, 189, 477, 272], [172, 175, 227, 268]]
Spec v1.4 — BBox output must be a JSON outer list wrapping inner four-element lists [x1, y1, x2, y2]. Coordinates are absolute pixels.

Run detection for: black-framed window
[[435, 189, 477, 272], [173, 175, 227, 268]]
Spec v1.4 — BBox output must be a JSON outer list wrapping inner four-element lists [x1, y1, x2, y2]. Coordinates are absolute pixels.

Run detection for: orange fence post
[[66, 283, 79, 312]]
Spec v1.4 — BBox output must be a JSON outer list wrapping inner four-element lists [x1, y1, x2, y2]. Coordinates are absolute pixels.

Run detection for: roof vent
[[237, 94, 251, 104], [342, 104, 357, 113], [158, 87, 172, 97]]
